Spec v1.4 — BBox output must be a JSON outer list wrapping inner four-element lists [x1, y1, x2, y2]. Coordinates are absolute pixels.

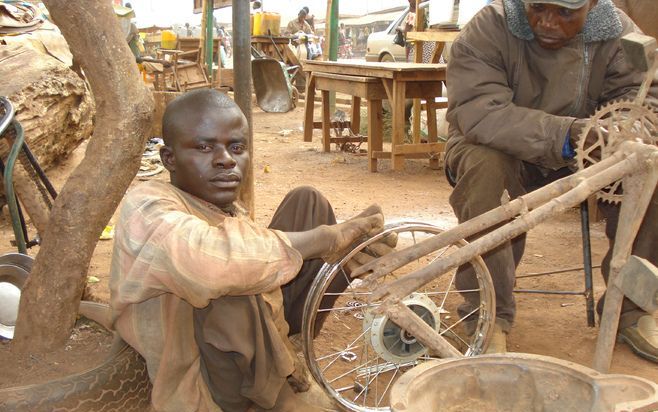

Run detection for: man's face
[[525, 1, 596, 49], [161, 107, 249, 209], [298, 11, 307, 22]]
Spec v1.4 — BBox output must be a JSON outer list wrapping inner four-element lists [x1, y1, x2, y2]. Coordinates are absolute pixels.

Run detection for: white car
[[364, 7, 410, 62], [365, 2, 452, 63]]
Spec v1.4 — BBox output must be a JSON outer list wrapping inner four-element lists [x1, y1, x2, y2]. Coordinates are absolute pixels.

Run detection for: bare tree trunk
[[12, 0, 153, 353]]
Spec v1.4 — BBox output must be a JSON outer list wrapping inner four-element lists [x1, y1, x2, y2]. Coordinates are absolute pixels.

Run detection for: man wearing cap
[[444, 0, 658, 360]]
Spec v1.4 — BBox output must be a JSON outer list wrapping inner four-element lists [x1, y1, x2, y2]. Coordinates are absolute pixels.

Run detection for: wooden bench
[[306, 71, 447, 172]]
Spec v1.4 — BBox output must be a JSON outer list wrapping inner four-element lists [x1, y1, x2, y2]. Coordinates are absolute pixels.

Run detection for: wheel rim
[[301, 222, 495, 411]]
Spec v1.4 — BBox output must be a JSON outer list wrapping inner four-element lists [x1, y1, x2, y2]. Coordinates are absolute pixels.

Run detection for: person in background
[[444, 0, 658, 360], [285, 8, 313, 35], [302, 6, 315, 31]]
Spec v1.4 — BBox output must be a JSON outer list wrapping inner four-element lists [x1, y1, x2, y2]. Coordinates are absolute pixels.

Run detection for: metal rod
[[516, 265, 602, 279], [0, 97, 15, 135], [514, 289, 585, 295], [232, 0, 254, 216], [580, 201, 596, 327], [5, 121, 27, 254], [204, 0, 214, 81]]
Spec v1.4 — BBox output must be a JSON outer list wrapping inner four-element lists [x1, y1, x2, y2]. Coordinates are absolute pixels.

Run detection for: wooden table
[[303, 60, 447, 172]]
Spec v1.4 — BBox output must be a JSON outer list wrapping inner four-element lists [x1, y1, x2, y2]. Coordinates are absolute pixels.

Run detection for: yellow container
[[265, 12, 281, 36], [250, 14, 254, 35], [161, 30, 177, 49], [253, 12, 264, 35]]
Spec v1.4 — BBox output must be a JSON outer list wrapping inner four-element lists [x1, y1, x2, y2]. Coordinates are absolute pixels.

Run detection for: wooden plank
[[351, 96, 361, 135], [426, 100, 440, 169], [412, 7, 424, 145], [322, 89, 331, 152], [393, 142, 446, 155], [315, 77, 386, 100], [305, 61, 447, 80], [406, 31, 460, 43], [372, 151, 444, 159], [313, 72, 380, 83], [312, 121, 352, 129], [303, 73, 316, 142], [391, 80, 407, 171], [368, 99, 383, 172], [329, 137, 364, 143]]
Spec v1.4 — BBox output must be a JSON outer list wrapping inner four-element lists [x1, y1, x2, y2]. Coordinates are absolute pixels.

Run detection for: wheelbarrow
[[251, 45, 299, 113]]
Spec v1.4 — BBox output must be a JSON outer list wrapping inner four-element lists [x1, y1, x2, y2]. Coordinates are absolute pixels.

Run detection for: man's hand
[[344, 232, 398, 275], [284, 205, 385, 262], [321, 205, 385, 263], [570, 119, 609, 162]]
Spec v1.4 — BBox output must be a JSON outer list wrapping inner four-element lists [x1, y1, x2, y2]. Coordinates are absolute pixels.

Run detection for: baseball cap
[[521, 0, 589, 9]]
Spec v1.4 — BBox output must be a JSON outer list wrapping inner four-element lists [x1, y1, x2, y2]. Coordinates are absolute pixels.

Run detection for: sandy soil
[[2, 104, 656, 391]]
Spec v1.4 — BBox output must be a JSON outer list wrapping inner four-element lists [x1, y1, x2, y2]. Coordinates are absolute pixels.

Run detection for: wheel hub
[[363, 293, 442, 364]]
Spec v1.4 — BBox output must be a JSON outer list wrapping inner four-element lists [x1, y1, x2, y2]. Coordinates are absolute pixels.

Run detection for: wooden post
[[411, 5, 425, 144], [593, 164, 658, 372]]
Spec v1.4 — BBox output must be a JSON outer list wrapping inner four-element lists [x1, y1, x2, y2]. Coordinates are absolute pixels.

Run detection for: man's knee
[[284, 186, 327, 205], [447, 143, 521, 184], [447, 143, 523, 219]]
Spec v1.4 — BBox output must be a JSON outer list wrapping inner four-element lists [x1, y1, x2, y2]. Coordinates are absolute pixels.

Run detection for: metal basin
[[390, 353, 658, 412]]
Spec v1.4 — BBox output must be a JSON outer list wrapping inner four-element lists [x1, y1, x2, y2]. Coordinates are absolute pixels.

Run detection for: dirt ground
[[2, 103, 656, 390]]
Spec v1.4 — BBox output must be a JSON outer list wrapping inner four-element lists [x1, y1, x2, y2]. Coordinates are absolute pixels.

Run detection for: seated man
[[110, 89, 386, 411], [445, 0, 658, 358]]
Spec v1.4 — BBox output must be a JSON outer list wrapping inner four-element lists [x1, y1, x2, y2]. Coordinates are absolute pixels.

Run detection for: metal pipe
[[0, 97, 15, 135], [232, 0, 254, 215], [514, 289, 586, 295], [5, 121, 27, 254], [516, 265, 602, 279], [204, 0, 214, 81], [580, 201, 596, 327]]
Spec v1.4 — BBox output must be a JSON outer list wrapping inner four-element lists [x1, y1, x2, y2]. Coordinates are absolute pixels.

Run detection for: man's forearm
[[284, 226, 333, 260]]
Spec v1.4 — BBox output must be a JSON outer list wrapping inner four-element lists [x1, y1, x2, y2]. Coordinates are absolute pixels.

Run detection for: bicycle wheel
[[301, 222, 495, 411]]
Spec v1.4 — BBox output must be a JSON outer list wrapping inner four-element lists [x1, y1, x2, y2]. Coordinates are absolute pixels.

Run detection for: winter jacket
[[446, 0, 657, 170]]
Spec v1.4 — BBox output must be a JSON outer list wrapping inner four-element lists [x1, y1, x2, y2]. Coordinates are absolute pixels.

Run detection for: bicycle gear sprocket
[[575, 101, 658, 203]]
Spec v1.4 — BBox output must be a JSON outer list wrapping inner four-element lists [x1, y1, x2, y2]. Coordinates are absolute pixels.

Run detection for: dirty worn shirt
[[109, 180, 303, 412], [285, 18, 313, 35]]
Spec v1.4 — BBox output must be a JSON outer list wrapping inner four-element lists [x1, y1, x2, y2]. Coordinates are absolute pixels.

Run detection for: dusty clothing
[[110, 180, 303, 412], [285, 18, 313, 35], [194, 187, 337, 411], [445, 0, 658, 329], [446, 0, 654, 171]]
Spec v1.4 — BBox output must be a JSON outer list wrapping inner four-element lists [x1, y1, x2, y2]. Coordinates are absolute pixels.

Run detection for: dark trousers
[[446, 140, 657, 331]]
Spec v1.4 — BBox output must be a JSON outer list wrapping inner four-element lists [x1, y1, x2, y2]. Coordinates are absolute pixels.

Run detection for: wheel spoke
[[303, 223, 495, 410]]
